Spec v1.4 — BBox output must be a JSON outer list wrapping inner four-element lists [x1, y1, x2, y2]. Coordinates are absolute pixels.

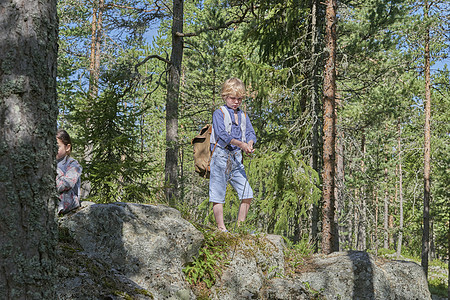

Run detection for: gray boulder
[[58, 202, 204, 300], [210, 234, 286, 299], [56, 203, 432, 300], [210, 239, 431, 300], [295, 251, 432, 300]]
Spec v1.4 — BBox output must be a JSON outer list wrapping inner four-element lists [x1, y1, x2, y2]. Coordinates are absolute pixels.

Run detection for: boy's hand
[[241, 142, 254, 154], [230, 139, 255, 154]]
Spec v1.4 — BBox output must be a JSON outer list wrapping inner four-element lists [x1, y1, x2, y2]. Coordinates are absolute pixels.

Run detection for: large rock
[[294, 251, 432, 300], [210, 234, 287, 299], [58, 202, 204, 300], [209, 239, 431, 300], [56, 203, 432, 300]]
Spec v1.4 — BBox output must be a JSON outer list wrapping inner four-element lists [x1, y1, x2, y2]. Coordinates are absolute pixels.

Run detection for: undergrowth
[[183, 228, 233, 299], [283, 235, 315, 276]]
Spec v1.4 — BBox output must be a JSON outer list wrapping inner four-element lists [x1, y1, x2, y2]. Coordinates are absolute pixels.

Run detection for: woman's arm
[[56, 159, 82, 193]]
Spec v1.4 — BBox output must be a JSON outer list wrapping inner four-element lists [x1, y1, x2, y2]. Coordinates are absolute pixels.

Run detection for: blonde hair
[[221, 78, 246, 100]]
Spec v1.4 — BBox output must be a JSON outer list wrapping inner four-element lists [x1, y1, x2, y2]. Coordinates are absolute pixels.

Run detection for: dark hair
[[56, 129, 72, 154]]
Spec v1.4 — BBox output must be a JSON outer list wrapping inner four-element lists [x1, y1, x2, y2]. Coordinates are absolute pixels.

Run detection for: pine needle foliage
[[77, 62, 157, 203], [248, 148, 321, 239]]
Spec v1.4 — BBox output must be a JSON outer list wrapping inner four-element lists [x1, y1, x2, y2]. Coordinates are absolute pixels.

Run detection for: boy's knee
[[241, 198, 252, 205]]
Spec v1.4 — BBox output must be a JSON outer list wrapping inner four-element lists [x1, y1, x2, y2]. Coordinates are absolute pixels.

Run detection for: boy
[[209, 78, 257, 232]]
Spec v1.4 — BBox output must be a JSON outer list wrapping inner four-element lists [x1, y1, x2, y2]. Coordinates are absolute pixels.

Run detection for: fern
[[183, 230, 231, 289]]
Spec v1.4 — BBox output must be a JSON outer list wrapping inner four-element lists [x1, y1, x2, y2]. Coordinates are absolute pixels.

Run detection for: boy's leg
[[229, 153, 253, 226], [237, 198, 252, 224], [209, 147, 229, 232], [213, 202, 227, 231]]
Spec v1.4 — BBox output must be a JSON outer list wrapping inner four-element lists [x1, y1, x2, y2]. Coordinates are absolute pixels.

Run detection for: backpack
[[191, 106, 246, 179], [191, 123, 214, 178]]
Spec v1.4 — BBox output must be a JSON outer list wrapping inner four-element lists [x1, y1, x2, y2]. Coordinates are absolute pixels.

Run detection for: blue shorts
[[209, 146, 253, 204]]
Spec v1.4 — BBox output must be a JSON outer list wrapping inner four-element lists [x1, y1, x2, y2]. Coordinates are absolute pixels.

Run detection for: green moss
[[134, 288, 153, 297], [58, 227, 75, 244], [112, 291, 133, 300], [0, 51, 15, 75], [102, 277, 116, 289], [0, 76, 27, 98]]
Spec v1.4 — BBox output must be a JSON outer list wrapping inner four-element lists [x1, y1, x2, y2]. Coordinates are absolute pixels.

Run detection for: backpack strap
[[208, 125, 218, 175], [221, 105, 232, 134], [240, 110, 246, 143], [210, 106, 247, 145]]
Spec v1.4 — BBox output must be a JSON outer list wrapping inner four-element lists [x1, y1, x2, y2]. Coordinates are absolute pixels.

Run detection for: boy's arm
[[230, 139, 254, 154], [212, 109, 233, 146], [245, 114, 256, 148]]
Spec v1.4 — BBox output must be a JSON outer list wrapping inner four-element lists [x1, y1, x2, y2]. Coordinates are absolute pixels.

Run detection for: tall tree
[[82, 0, 104, 199], [358, 133, 367, 251], [0, 0, 58, 297], [165, 0, 184, 205], [88, 0, 104, 97], [421, 0, 432, 278], [383, 145, 390, 249], [309, 0, 323, 252], [335, 95, 345, 251], [396, 120, 404, 258], [321, 0, 338, 254]]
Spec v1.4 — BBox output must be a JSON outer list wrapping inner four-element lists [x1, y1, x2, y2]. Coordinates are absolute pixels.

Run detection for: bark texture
[[321, 0, 338, 254], [165, 0, 184, 205], [0, 0, 58, 298]]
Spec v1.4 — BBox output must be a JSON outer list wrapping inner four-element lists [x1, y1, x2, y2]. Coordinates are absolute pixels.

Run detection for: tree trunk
[[374, 189, 379, 255], [0, 0, 58, 297], [396, 121, 404, 258], [335, 95, 344, 251], [89, 1, 101, 97], [359, 133, 367, 251], [384, 149, 389, 249], [165, 0, 184, 205], [353, 188, 359, 249], [421, 0, 431, 278], [82, 0, 104, 199], [389, 208, 394, 246], [309, 0, 321, 252], [321, 0, 338, 254]]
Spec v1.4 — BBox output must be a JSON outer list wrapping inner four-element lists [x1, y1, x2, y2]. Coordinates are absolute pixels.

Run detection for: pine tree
[[322, 0, 338, 254], [0, 0, 58, 296]]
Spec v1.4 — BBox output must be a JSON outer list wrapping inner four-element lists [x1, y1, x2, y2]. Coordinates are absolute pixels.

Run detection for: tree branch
[[175, 5, 253, 37], [135, 54, 171, 72]]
